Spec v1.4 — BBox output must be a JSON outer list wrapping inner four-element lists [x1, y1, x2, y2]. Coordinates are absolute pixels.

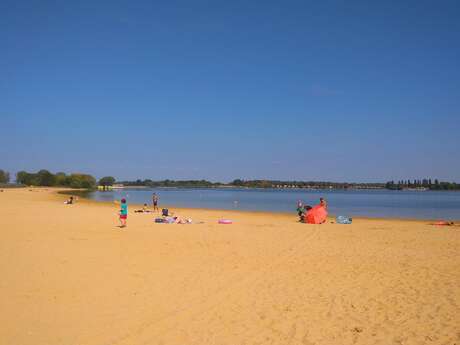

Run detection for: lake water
[[82, 188, 460, 220]]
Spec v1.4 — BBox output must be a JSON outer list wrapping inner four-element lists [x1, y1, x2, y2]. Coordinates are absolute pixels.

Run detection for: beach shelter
[[305, 205, 328, 224]]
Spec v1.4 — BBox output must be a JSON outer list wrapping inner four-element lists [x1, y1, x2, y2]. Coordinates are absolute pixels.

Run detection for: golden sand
[[0, 188, 459, 345]]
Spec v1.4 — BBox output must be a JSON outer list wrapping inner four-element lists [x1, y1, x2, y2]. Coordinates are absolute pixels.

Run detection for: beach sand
[[0, 188, 459, 345]]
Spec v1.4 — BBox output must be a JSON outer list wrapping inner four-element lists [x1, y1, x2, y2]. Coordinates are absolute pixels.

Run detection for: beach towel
[[305, 205, 328, 224], [165, 217, 176, 223], [336, 215, 352, 224], [430, 221, 454, 226]]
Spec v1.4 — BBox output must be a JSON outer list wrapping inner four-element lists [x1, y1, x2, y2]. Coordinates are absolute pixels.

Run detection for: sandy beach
[[0, 188, 459, 345]]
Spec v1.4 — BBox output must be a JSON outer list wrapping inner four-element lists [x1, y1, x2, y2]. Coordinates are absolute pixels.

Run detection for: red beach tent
[[306, 205, 328, 224]]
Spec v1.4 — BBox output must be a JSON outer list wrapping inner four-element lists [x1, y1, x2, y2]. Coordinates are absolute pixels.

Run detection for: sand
[[0, 188, 459, 345]]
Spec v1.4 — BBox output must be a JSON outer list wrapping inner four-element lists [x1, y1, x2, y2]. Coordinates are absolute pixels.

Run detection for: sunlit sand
[[1, 188, 459, 345]]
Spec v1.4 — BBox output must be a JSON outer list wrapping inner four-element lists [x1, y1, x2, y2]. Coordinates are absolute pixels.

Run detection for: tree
[[68, 174, 96, 189], [55, 172, 69, 186], [0, 169, 10, 184], [98, 176, 116, 187], [37, 169, 56, 186], [16, 171, 37, 185]]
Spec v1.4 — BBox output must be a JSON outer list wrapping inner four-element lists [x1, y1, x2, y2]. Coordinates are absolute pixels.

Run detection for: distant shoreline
[[79, 185, 458, 192]]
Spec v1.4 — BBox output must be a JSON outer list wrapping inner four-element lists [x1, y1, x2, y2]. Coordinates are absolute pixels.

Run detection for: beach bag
[[336, 216, 352, 224], [162, 208, 169, 217]]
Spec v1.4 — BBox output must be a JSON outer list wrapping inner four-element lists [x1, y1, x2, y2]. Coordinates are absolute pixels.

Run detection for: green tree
[[68, 174, 96, 189], [16, 171, 38, 185], [54, 172, 69, 186], [37, 169, 56, 186], [0, 169, 10, 183], [98, 176, 116, 187]]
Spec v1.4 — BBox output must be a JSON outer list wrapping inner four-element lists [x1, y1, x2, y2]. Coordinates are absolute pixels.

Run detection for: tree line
[[120, 178, 386, 189], [120, 179, 221, 188], [0, 169, 119, 189], [2, 168, 459, 191], [231, 179, 385, 189], [385, 179, 460, 190], [15, 170, 97, 189]]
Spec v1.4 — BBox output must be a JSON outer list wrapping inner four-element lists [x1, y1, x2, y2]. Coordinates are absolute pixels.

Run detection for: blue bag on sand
[[155, 218, 165, 223], [336, 216, 352, 224]]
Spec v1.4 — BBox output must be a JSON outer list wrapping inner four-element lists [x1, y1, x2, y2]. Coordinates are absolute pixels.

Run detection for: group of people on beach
[[118, 193, 159, 228], [118, 193, 197, 227], [117, 193, 330, 228], [296, 197, 328, 224]]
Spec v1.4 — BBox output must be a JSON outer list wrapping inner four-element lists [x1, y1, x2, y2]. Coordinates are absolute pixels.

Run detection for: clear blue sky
[[1, 0, 459, 182]]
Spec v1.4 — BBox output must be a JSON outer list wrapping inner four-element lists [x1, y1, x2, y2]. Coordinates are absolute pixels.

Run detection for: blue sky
[[1, 0, 459, 182]]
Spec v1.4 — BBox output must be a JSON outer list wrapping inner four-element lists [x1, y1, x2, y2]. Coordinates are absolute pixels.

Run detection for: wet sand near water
[[0, 188, 459, 345]]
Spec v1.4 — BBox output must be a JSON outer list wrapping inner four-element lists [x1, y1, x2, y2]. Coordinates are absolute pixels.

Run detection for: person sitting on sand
[[299, 205, 312, 222], [64, 196, 74, 205], [296, 200, 304, 217]]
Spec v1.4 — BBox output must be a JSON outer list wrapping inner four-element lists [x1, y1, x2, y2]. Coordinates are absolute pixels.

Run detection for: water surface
[[81, 188, 460, 220]]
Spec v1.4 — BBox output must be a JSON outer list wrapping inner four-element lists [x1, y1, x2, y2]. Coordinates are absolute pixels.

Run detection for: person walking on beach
[[152, 193, 159, 212], [119, 198, 128, 228]]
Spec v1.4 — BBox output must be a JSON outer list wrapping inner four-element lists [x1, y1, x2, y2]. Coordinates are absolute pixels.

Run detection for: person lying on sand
[[176, 217, 193, 224], [134, 203, 151, 213]]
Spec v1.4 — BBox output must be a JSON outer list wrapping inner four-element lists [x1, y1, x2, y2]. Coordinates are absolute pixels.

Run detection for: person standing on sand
[[320, 197, 327, 210], [296, 200, 304, 217], [119, 198, 128, 228], [152, 193, 159, 212]]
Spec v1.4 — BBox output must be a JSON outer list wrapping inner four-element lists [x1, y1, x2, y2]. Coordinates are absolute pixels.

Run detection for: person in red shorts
[[119, 198, 128, 228]]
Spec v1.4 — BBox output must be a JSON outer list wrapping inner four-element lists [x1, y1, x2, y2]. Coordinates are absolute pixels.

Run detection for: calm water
[[82, 188, 460, 220]]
